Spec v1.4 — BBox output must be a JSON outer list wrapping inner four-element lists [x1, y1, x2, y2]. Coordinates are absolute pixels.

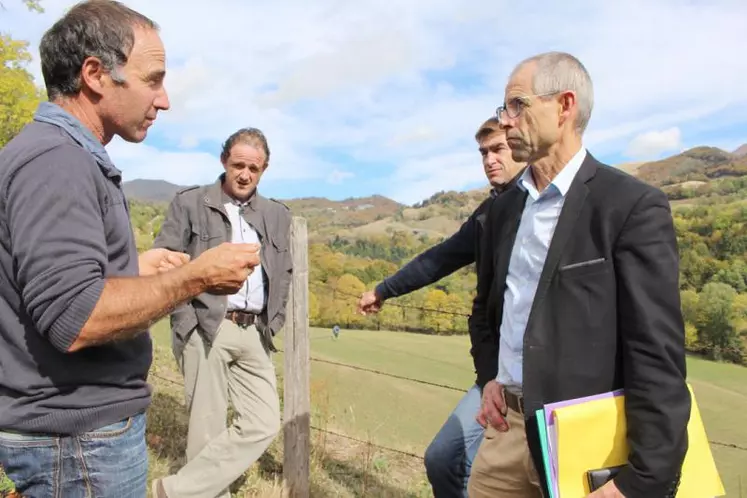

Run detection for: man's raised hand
[[191, 242, 260, 295]]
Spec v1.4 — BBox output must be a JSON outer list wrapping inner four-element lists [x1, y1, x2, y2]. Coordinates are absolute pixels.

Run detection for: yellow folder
[[551, 384, 724, 497]]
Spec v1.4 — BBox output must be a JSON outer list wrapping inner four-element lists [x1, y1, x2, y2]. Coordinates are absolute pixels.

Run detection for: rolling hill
[[124, 143, 747, 242], [634, 146, 747, 187], [123, 179, 184, 204], [733, 143, 747, 157]]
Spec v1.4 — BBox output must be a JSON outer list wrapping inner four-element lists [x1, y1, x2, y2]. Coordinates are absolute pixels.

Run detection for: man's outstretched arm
[[360, 202, 488, 315]]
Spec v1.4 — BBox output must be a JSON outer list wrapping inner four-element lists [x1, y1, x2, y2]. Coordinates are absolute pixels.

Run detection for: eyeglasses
[[495, 91, 560, 123]]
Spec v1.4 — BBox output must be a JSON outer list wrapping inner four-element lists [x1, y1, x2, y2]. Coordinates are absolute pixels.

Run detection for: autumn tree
[[3, 0, 42, 10], [335, 274, 366, 327], [695, 282, 744, 362], [376, 302, 403, 331], [308, 291, 321, 323], [421, 289, 452, 334], [1, 0, 45, 146], [0, 34, 45, 147]]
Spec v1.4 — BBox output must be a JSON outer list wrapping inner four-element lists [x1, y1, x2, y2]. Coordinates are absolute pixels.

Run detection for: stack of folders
[[534, 384, 725, 498]]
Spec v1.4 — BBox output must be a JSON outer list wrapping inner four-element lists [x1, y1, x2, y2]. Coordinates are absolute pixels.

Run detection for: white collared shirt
[[497, 147, 588, 390], [224, 201, 265, 313]]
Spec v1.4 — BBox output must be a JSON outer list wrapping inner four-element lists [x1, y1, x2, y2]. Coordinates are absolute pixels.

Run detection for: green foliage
[[666, 176, 747, 202], [675, 198, 747, 291], [421, 289, 455, 333], [126, 172, 747, 351], [0, 34, 46, 148], [328, 233, 436, 264], [689, 283, 746, 363], [0, 464, 23, 496], [684, 322, 699, 350], [22, 0, 43, 12], [129, 199, 167, 252], [0, 465, 15, 493], [0, 0, 43, 12]]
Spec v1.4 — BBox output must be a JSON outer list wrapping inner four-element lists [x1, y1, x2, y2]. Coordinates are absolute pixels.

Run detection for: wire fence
[[311, 280, 474, 318], [148, 370, 426, 461], [143, 275, 747, 497], [149, 273, 747, 457]]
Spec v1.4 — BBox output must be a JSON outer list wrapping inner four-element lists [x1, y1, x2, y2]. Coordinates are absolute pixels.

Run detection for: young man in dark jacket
[[357, 118, 526, 498]]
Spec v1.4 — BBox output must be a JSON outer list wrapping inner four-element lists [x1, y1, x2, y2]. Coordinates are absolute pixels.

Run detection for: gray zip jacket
[[153, 177, 292, 358]]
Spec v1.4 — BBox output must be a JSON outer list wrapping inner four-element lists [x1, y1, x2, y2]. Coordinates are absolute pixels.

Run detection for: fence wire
[[146, 277, 747, 461], [310, 280, 473, 318]]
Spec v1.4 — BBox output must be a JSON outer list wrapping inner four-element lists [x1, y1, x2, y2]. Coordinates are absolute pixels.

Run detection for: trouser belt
[[504, 389, 525, 415], [225, 310, 257, 327]]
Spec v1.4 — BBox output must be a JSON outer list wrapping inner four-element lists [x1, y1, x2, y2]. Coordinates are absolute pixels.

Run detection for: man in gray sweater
[[0, 2, 259, 497]]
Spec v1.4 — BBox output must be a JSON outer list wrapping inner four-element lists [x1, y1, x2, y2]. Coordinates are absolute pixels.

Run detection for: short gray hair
[[39, 0, 158, 100], [513, 51, 594, 134]]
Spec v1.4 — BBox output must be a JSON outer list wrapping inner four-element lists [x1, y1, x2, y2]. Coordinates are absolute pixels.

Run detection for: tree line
[[126, 192, 747, 366]]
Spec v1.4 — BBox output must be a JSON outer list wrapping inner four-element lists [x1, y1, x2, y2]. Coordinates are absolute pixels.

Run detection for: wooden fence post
[[283, 217, 310, 497]]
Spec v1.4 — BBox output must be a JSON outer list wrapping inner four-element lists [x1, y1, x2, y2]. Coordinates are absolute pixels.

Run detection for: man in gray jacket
[[151, 128, 292, 498], [0, 3, 259, 497]]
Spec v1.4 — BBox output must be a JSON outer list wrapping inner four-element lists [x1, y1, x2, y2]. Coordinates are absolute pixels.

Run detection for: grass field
[[148, 321, 747, 497]]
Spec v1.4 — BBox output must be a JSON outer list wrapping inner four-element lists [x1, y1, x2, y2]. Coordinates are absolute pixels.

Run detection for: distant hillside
[[123, 179, 185, 203], [123, 140, 747, 242], [616, 161, 646, 176], [634, 146, 747, 187], [283, 195, 404, 240], [734, 144, 747, 157], [339, 188, 488, 238]]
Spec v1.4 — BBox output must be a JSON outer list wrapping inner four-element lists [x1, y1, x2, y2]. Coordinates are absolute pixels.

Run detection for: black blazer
[[472, 152, 690, 497]]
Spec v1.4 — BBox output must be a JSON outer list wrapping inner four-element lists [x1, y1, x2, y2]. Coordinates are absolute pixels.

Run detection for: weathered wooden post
[[283, 217, 310, 497]]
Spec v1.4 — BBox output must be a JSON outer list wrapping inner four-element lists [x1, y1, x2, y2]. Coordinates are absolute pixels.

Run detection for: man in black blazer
[[467, 51, 690, 498]]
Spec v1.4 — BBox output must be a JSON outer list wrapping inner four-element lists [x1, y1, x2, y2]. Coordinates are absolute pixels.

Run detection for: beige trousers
[[163, 320, 280, 498], [467, 407, 544, 498]]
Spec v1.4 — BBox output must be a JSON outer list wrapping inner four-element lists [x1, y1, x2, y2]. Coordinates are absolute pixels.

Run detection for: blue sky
[[3, 0, 747, 204]]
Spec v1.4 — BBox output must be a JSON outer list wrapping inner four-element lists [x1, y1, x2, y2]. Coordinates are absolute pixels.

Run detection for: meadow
[[147, 322, 747, 497]]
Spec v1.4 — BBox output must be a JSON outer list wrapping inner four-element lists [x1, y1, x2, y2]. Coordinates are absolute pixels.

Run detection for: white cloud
[[625, 127, 683, 160], [326, 170, 354, 185], [106, 138, 219, 185], [178, 135, 200, 149], [2, 0, 747, 204], [389, 151, 488, 205], [105, 136, 324, 188]]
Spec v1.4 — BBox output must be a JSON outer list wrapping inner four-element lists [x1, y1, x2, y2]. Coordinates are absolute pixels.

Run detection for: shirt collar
[[518, 147, 587, 200], [33, 101, 122, 181], [219, 174, 258, 209]]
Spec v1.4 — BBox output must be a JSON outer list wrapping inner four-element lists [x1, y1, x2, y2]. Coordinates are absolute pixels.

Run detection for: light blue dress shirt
[[497, 147, 588, 391]]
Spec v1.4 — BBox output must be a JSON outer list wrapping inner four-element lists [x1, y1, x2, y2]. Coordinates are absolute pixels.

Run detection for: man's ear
[[79, 57, 107, 97], [558, 90, 577, 128]]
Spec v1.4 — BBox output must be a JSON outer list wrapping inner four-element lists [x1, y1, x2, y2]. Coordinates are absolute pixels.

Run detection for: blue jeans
[[0, 413, 147, 498], [425, 384, 484, 498]]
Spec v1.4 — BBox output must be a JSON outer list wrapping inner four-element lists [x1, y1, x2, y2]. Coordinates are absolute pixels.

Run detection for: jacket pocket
[[558, 257, 609, 279], [270, 232, 292, 269], [189, 226, 222, 253]]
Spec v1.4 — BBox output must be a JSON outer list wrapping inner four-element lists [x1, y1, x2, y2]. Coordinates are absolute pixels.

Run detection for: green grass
[[149, 322, 747, 496]]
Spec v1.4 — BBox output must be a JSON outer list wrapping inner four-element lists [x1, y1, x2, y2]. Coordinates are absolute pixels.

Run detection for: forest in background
[[127, 164, 747, 365]]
